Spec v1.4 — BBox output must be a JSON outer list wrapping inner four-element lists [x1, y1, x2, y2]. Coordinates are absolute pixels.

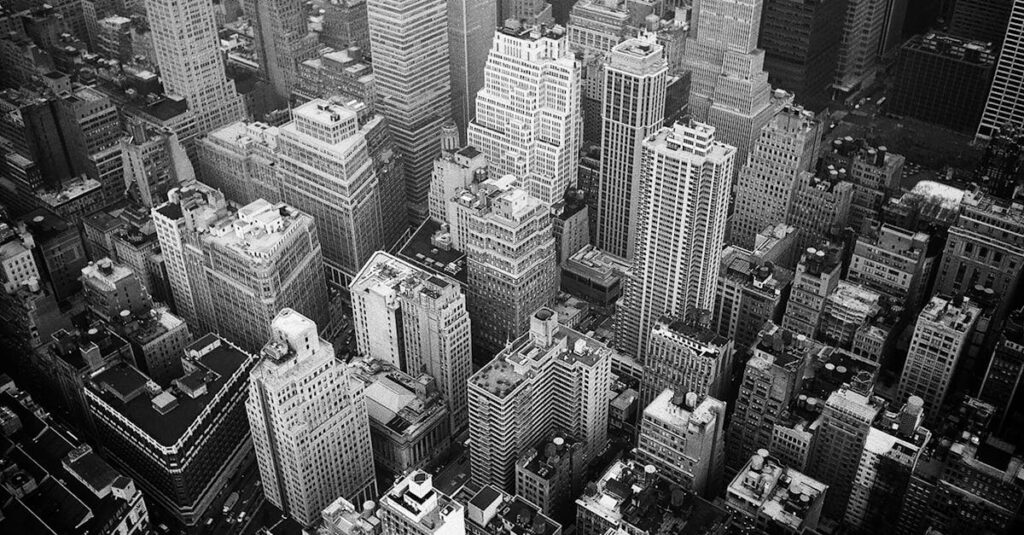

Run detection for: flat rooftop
[[398, 219, 467, 283]]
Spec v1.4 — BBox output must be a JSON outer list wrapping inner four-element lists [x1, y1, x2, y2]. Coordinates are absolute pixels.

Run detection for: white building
[[246, 309, 376, 526], [978, 1, 1024, 138], [350, 251, 473, 432], [366, 0, 454, 220], [379, 470, 465, 535], [596, 34, 668, 261], [897, 296, 980, 422], [429, 145, 487, 224], [468, 22, 583, 206], [615, 121, 734, 359], [468, 308, 612, 492]]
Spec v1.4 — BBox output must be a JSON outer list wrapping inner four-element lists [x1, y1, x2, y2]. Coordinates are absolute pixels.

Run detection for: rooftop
[[383, 471, 463, 531], [398, 219, 467, 283], [726, 453, 827, 532], [202, 199, 312, 262], [468, 486, 560, 535], [351, 250, 459, 307], [350, 359, 447, 437], [18, 208, 73, 242], [919, 295, 980, 333], [86, 336, 254, 447], [519, 435, 579, 480]]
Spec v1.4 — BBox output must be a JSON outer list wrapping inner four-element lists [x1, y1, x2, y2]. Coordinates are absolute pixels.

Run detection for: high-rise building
[[153, 189, 330, 352], [380, 470, 465, 535], [640, 316, 734, 409], [934, 189, 1024, 321], [350, 251, 472, 433], [468, 308, 611, 492], [977, 1, 1024, 139], [429, 145, 488, 223], [144, 0, 245, 144], [515, 435, 586, 516], [805, 387, 884, 522], [725, 451, 828, 534], [275, 99, 388, 285], [247, 309, 377, 526], [615, 121, 734, 359], [978, 313, 1024, 436], [595, 35, 667, 260], [729, 105, 821, 249], [782, 245, 842, 339], [847, 223, 932, 308], [683, 0, 789, 171], [501, 0, 554, 25], [121, 122, 195, 208], [447, 0, 496, 138], [634, 389, 727, 497], [949, 0, 1015, 48], [891, 33, 996, 133], [976, 123, 1024, 199], [85, 334, 257, 526], [833, 0, 888, 99], [366, 0, 454, 220], [759, 0, 847, 111], [449, 175, 559, 355], [320, 0, 370, 52], [566, 0, 631, 56], [469, 22, 583, 206], [785, 167, 854, 251], [897, 296, 980, 422], [246, 0, 318, 103]]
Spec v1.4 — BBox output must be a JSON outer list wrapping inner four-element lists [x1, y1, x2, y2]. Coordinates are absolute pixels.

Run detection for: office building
[[247, 0, 318, 103], [949, 0, 1015, 47], [144, 0, 244, 143], [782, 245, 842, 339], [805, 387, 884, 522], [293, 47, 376, 108], [467, 486, 561, 535], [785, 167, 854, 251], [891, 33, 996, 133], [196, 121, 281, 207], [17, 208, 88, 303], [977, 0, 1024, 139], [350, 251, 472, 433], [154, 193, 329, 352], [552, 189, 590, 262], [566, 0, 631, 56], [468, 308, 611, 492], [683, 0, 787, 171], [934, 189, 1024, 321], [818, 282, 884, 348], [450, 176, 559, 355], [469, 22, 583, 206], [976, 123, 1024, 199], [759, 0, 847, 111], [833, 0, 887, 98], [121, 121, 195, 209], [574, 458, 731, 535], [0, 275, 70, 356], [515, 435, 586, 517], [85, 334, 257, 526], [560, 245, 631, 307], [821, 137, 904, 233], [447, 0, 496, 137], [595, 35, 667, 260], [847, 224, 932, 308], [380, 470, 465, 535], [247, 309, 376, 526], [615, 121, 734, 360], [81, 258, 152, 322], [276, 99, 386, 285], [320, 0, 370, 52], [641, 316, 734, 409], [844, 396, 931, 532], [729, 106, 821, 249], [501, 0, 554, 25], [366, 0, 454, 220], [429, 145, 488, 224], [725, 451, 827, 534], [978, 313, 1024, 436], [897, 296, 980, 422], [0, 386, 150, 535], [635, 389, 727, 497]]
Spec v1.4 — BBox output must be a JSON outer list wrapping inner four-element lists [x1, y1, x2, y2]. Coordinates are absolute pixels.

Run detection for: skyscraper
[[897, 296, 980, 422], [276, 99, 385, 286], [640, 316, 734, 409], [595, 35, 667, 260], [683, 0, 788, 171], [447, 0, 497, 138], [247, 309, 377, 526], [246, 0, 318, 104], [468, 308, 611, 491], [350, 251, 473, 433], [144, 0, 245, 143], [978, 3, 1024, 138], [833, 0, 888, 99], [469, 22, 583, 206], [366, 0, 454, 220], [615, 121, 734, 359], [729, 105, 821, 249]]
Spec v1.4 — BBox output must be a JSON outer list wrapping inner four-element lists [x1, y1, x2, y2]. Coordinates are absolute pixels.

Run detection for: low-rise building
[[725, 452, 827, 534]]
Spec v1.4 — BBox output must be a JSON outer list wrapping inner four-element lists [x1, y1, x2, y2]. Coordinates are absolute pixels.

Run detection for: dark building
[[949, 0, 1015, 48], [977, 123, 1024, 198], [759, 0, 848, 111], [17, 208, 88, 302], [891, 33, 996, 133]]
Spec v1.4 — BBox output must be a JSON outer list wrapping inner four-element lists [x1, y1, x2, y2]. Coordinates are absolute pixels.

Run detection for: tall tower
[[276, 99, 385, 287], [833, 0, 888, 99], [447, 0, 497, 138], [144, 0, 244, 141], [350, 251, 473, 433], [247, 309, 377, 526], [682, 0, 786, 171], [246, 0, 318, 103], [366, 0, 454, 221], [468, 23, 583, 206], [729, 106, 821, 249], [595, 35, 668, 261], [615, 121, 734, 359]]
